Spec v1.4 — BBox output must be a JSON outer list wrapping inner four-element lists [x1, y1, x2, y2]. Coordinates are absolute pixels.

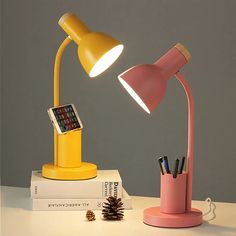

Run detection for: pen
[[179, 156, 185, 174], [157, 157, 164, 175], [173, 158, 179, 178], [163, 156, 170, 174], [161, 158, 167, 174]]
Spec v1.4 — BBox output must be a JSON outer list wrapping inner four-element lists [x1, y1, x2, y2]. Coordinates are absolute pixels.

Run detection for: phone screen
[[51, 104, 82, 133]]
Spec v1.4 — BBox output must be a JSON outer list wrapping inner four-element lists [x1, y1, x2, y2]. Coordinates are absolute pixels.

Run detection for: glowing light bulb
[[89, 44, 124, 77], [118, 77, 150, 114]]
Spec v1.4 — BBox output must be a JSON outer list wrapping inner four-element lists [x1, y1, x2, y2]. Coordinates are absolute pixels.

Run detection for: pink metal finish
[[175, 72, 194, 212], [118, 44, 201, 227], [143, 206, 202, 228], [160, 173, 187, 213], [154, 47, 188, 80], [118, 46, 188, 112], [118, 64, 167, 112]]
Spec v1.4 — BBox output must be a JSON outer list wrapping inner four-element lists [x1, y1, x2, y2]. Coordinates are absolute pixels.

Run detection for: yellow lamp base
[[42, 162, 97, 180]]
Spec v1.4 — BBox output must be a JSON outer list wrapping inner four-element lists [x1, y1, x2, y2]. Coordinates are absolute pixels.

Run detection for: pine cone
[[102, 196, 124, 220], [86, 210, 96, 221]]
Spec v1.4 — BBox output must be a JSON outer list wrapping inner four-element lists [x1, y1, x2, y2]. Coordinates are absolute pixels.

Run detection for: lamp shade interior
[[118, 76, 151, 114], [78, 32, 123, 77], [89, 44, 123, 77], [118, 64, 167, 113]]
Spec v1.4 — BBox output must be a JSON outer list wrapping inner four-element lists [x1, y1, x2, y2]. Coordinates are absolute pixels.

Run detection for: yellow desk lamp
[[42, 12, 123, 180]]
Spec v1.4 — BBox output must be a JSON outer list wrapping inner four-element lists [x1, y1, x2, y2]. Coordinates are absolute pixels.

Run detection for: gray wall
[[1, 0, 236, 202]]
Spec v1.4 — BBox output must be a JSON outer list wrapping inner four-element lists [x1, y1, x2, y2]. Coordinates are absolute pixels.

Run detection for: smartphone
[[48, 104, 83, 134]]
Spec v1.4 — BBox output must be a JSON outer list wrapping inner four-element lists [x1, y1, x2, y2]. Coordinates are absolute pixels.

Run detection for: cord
[[203, 197, 216, 221]]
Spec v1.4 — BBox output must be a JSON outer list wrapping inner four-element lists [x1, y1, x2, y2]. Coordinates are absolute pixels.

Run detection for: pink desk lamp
[[118, 43, 203, 228]]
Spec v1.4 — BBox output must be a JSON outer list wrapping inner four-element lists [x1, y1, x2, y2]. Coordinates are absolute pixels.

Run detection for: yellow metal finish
[[42, 12, 123, 180], [43, 36, 97, 180], [42, 162, 97, 180], [53, 36, 72, 165], [58, 130, 82, 167], [58, 13, 90, 45], [58, 13, 123, 76], [78, 32, 122, 75]]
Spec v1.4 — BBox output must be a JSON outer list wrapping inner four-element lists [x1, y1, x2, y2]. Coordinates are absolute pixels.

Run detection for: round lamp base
[[42, 162, 97, 180], [143, 206, 202, 228]]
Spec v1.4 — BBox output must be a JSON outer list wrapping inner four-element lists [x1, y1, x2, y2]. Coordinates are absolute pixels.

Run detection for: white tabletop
[[1, 186, 236, 236]]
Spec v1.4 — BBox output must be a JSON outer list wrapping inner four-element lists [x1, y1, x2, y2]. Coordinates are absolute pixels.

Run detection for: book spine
[[31, 181, 122, 199], [32, 198, 132, 211]]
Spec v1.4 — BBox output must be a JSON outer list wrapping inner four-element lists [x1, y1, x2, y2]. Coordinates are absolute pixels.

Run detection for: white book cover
[[31, 170, 122, 199], [32, 188, 132, 211]]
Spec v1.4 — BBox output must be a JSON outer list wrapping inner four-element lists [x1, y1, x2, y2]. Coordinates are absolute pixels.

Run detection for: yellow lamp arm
[[53, 36, 72, 165]]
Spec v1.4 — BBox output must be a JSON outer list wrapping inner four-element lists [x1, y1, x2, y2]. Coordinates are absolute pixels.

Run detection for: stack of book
[[30, 170, 132, 211]]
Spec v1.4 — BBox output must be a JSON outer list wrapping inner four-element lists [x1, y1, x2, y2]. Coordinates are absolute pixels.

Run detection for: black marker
[[173, 158, 179, 178], [179, 156, 186, 174], [157, 157, 164, 175], [163, 156, 170, 174]]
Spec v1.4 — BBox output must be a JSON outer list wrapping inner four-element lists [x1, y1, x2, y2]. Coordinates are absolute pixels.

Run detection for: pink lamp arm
[[175, 71, 194, 212]]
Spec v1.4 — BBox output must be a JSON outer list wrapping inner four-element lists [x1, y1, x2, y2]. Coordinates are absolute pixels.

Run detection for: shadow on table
[[1, 187, 31, 210], [188, 221, 236, 235], [145, 221, 236, 236]]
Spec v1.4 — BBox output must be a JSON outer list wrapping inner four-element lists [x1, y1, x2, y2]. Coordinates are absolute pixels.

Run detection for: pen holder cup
[[57, 129, 82, 168], [160, 172, 187, 214]]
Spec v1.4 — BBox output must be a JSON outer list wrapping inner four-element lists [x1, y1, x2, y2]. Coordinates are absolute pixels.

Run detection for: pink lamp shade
[[118, 43, 190, 113], [118, 65, 167, 113]]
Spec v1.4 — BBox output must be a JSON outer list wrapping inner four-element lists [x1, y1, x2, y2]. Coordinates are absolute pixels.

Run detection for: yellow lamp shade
[[59, 12, 123, 77], [58, 12, 90, 44], [78, 32, 123, 77]]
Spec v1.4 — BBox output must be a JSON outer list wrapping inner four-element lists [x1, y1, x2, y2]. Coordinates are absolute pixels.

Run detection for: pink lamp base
[[143, 206, 202, 228]]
